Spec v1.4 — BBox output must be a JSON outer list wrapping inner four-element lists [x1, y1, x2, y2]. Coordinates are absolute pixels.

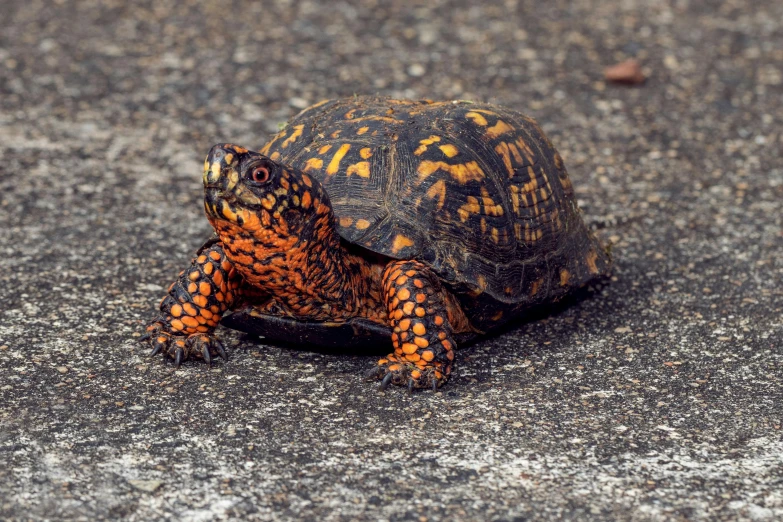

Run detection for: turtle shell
[[260, 97, 610, 331]]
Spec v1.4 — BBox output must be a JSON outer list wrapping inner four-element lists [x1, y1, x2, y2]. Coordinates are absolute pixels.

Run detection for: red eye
[[251, 166, 270, 183]]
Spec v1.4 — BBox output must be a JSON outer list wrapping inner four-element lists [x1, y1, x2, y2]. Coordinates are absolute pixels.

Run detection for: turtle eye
[[249, 166, 270, 183]]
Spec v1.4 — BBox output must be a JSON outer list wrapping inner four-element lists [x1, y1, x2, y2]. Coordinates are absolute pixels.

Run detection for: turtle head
[[203, 143, 331, 235]]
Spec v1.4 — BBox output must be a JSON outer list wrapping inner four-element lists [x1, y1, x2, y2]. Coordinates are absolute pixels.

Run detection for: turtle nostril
[[208, 144, 233, 164]]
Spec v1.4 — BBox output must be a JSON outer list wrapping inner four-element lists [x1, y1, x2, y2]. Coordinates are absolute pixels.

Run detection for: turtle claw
[[185, 333, 227, 368], [379, 372, 393, 391], [365, 366, 384, 380], [215, 340, 228, 361], [139, 318, 230, 369], [367, 354, 449, 392]]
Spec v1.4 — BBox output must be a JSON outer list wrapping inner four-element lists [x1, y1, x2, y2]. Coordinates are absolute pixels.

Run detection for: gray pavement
[[1, 1, 782, 520]]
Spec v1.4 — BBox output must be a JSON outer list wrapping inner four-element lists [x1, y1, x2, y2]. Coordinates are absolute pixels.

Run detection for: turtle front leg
[[140, 239, 245, 367], [369, 260, 458, 391]]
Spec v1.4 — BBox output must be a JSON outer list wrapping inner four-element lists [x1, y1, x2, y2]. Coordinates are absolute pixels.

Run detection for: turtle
[[139, 96, 611, 391]]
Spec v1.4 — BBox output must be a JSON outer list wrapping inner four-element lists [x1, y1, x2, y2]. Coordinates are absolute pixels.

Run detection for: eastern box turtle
[[140, 97, 611, 391]]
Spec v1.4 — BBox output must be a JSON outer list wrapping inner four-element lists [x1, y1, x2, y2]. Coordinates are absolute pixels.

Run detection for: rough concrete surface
[[1, 0, 782, 520]]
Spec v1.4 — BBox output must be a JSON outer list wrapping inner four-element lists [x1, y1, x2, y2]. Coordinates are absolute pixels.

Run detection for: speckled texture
[[1, 1, 781, 521]]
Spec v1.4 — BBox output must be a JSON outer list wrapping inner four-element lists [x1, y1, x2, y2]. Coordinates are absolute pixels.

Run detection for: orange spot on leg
[[402, 343, 418, 355], [414, 337, 429, 348]]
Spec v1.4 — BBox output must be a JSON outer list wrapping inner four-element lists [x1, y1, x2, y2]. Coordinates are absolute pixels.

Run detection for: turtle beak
[[204, 186, 222, 219]]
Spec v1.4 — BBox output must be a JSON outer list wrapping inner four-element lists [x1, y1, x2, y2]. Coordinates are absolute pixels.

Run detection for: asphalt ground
[[1, 1, 781, 520]]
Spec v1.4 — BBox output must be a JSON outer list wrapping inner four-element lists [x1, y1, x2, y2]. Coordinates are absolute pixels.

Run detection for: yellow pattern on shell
[[465, 111, 488, 126], [282, 125, 304, 148], [438, 144, 459, 158], [346, 161, 371, 178], [417, 160, 485, 184], [326, 144, 351, 175], [303, 158, 323, 172], [425, 180, 447, 210], [391, 234, 415, 253], [414, 135, 442, 156], [486, 120, 514, 139]]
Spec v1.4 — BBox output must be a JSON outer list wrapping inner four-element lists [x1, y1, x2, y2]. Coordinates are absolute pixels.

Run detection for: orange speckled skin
[[140, 97, 611, 390], [374, 259, 467, 390], [141, 238, 248, 365]]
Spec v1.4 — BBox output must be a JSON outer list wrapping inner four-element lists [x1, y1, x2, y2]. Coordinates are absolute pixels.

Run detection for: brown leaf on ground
[[604, 59, 646, 84]]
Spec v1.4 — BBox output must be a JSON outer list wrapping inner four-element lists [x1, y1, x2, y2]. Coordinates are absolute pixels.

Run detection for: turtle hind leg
[[368, 260, 459, 391]]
